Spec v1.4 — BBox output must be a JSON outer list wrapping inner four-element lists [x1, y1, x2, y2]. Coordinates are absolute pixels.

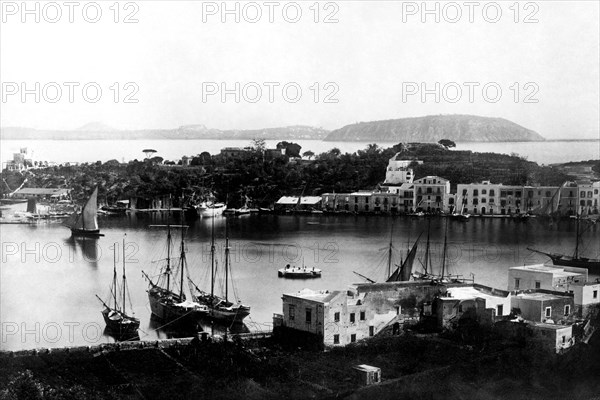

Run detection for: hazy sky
[[1, 1, 599, 139]]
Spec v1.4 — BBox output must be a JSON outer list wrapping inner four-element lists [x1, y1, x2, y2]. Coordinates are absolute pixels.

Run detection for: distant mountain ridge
[[0, 125, 329, 141], [1, 115, 545, 142], [324, 115, 545, 142]]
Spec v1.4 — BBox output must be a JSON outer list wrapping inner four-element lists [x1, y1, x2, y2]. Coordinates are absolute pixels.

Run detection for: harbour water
[[1, 139, 599, 166], [1, 206, 598, 350]]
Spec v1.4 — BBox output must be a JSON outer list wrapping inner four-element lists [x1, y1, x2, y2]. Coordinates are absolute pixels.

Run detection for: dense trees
[[0, 143, 576, 206]]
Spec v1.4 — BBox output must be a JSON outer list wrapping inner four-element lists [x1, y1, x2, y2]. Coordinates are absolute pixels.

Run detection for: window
[[350, 334, 356, 343], [497, 304, 503, 316], [350, 313, 355, 323], [545, 307, 552, 318], [489, 190, 495, 197], [535, 281, 541, 289], [369, 326, 374, 337], [333, 334, 339, 344], [481, 198, 486, 203], [289, 305, 295, 321], [360, 311, 366, 321], [334, 312, 340, 322], [473, 189, 479, 196], [594, 290, 598, 299], [514, 278, 520, 290], [462, 189, 467, 196], [581, 191, 586, 198], [482, 189, 487, 195], [564, 305, 571, 316], [305, 308, 312, 324]]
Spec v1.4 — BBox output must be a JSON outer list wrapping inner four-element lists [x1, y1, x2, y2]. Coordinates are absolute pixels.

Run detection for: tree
[[438, 139, 456, 149], [251, 139, 266, 153], [143, 149, 157, 158], [303, 150, 315, 160], [277, 141, 302, 158]]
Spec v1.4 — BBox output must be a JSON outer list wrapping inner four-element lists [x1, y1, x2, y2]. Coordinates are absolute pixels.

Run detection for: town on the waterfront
[[2, 0, 600, 398], [1, 138, 599, 398]]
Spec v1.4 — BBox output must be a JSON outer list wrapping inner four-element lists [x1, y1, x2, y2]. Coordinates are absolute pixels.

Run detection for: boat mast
[[122, 236, 127, 314], [210, 214, 215, 300], [166, 221, 171, 293], [441, 218, 448, 279], [112, 244, 118, 311], [424, 217, 431, 274], [225, 219, 229, 303], [575, 212, 580, 259], [179, 209, 186, 299], [387, 222, 394, 278]]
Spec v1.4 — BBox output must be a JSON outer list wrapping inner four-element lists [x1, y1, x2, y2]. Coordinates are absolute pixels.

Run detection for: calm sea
[[1, 139, 599, 166], [1, 209, 598, 350]]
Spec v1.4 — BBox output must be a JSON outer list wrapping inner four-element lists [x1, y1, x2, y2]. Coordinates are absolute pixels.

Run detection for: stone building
[[413, 176, 451, 213], [511, 290, 575, 324]]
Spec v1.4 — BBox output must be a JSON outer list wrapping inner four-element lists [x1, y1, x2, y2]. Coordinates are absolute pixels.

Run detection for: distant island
[[0, 124, 330, 141], [1, 115, 546, 142], [324, 115, 545, 142]]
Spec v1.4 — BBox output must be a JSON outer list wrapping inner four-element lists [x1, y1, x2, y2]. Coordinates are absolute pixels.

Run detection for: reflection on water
[[1, 210, 598, 350]]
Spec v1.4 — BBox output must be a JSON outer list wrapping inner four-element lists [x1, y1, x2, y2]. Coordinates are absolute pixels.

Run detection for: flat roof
[[15, 188, 70, 195], [515, 291, 570, 301], [276, 196, 321, 205], [442, 286, 509, 301], [531, 322, 572, 331], [283, 289, 340, 303], [510, 264, 583, 279]]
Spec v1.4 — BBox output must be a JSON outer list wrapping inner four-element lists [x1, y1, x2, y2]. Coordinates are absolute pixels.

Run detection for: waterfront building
[[12, 188, 71, 200], [280, 288, 398, 347], [577, 181, 600, 215], [457, 181, 501, 215], [523, 185, 562, 215], [511, 290, 575, 324], [274, 196, 321, 212], [320, 191, 414, 214], [507, 264, 588, 292], [413, 176, 451, 213]]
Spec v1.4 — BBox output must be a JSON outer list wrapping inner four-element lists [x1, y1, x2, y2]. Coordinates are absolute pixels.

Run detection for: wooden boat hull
[[278, 269, 322, 279], [148, 288, 208, 329], [550, 256, 600, 272], [204, 306, 251, 324], [71, 228, 104, 237], [101, 308, 140, 338]]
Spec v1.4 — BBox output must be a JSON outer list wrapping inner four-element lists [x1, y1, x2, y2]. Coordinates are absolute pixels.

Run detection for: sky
[[1, 0, 599, 139]]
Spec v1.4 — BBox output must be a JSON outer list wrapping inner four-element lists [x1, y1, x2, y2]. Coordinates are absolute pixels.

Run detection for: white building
[[280, 288, 398, 347], [383, 153, 422, 185], [508, 264, 587, 292], [413, 176, 451, 213]]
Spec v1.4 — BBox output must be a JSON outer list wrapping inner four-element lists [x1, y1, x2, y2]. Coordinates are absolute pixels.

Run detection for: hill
[[324, 115, 545, 142], [0, 125, 329, 141]]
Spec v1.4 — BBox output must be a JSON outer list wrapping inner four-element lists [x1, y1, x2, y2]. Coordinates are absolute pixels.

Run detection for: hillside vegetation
[[325, 115, 545, 142]]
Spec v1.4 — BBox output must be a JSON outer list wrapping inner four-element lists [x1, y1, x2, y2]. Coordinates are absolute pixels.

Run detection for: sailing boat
[[142, 220, 209, 330], [352, 221, 421, 283], [528, 213, 600, 273], [387, 232, 423, 282], [62, 187, 103, 236], [190, 217, 250, 324], [96, 237, 140, 339]]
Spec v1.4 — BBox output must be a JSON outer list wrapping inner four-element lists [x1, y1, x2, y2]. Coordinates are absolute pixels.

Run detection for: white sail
[[62, 187, 99, 231], [82, 187, 99, 230]]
